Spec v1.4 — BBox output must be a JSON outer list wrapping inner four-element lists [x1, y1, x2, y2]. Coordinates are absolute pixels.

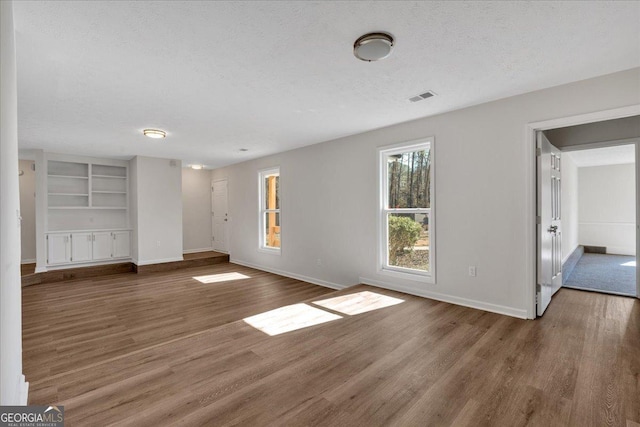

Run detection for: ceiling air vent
[[409, 90, 436, 103]]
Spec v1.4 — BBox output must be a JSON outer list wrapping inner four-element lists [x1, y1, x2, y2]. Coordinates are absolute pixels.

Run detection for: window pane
[[387, 149, 431, 209], [264, 174, 280, 210], [387, 213, 429, 272], [264, 211, 281, 248]]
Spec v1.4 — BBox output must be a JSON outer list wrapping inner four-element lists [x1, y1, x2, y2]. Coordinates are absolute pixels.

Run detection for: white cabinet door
[[71, 232, 92, 262], [92, 232, 112, 260], [112, 231, 130, 258], [47, 234, 71, 265]]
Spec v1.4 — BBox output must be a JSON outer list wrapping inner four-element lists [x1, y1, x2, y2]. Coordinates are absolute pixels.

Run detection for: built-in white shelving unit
[[44, 156, 131, 268]]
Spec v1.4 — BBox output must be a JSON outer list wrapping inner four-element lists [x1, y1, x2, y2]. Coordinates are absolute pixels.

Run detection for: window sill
[[379, 266, 435, 284], [258, 247, 281, 255]]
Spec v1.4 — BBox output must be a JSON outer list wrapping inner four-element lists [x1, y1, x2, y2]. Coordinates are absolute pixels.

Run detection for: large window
[[379, 139, 434, 279], [259, 168, 280, 253]]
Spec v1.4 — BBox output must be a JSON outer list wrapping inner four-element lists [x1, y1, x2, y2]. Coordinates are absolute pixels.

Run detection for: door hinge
[[536, 147, 542, 156], [536, 215, 541, 224]]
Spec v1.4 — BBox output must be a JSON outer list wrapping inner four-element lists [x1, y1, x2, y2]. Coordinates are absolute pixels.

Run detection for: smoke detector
[[353, 32, 394, 62]]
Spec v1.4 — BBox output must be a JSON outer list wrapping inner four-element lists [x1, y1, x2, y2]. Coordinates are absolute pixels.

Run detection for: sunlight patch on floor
[[243, 303, 342, 336], [620, 261, 636, 267], [193, 272, 251, 284], [313, 291, 404, 316]]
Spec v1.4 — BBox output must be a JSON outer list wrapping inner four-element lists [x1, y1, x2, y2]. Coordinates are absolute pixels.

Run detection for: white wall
[[18, 160, 36, 262], [130, 156, 183, 265], [0, 0, 28, 404], [578, 162, 636, 255], [561, 154, 579, 262], [212, 67, 640, 319], [34, 150, 46, 272], [182, 168, 212, 253], [129, 157, 139, 261]]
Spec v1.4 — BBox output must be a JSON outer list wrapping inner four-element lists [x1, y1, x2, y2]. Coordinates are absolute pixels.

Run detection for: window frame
[[378, 138, 435, 282], [258, 167, 281, 254]]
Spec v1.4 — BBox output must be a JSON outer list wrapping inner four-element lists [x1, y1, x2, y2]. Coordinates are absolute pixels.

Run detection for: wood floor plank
[[22, 263, 640, 426]]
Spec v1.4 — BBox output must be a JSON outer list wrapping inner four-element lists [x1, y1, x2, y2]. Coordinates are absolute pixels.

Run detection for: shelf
[[48, 207, 91, 210], [92, 191, 126, 194], [47, 228, 132, 233], [92, 175, 126, 179], [48, 175, 89, 180], [48, 206, 127, 210], [47, 159, 128, 233]]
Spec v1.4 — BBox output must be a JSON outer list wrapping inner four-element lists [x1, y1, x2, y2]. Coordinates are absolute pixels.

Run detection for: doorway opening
[[558, 144, 636, 297], [529, 109, 640, 317]]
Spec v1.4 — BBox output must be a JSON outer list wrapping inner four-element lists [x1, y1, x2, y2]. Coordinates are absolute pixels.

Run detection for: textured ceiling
[[13, 1, 640, 168], [567, 144, 636, 168]]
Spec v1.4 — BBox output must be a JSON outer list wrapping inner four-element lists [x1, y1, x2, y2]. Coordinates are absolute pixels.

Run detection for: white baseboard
[[562, 244, 579, 265], [359, 276, 529, 319], [183, 247, 214, 254], [19, 375, 29, 405], [605, 246, 636, 256], [134, 257, 184, 266], [21, 259, 36, 264], [4, 375, 29, 405], [230, 258, 348, 291]]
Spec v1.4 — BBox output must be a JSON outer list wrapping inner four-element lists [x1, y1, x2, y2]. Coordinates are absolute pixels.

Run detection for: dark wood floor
[[23, 263, 640, 426], [21, 262, 36, 276]]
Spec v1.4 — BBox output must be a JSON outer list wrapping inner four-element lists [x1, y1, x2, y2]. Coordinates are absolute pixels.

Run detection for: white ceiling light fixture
[[143, 129, 166, 139], [353, 32, 394, 62], [190, 164, 203, 170]]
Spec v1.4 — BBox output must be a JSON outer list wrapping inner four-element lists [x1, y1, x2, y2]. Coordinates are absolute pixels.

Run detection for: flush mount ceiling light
[[143, 129, 166, 139], [353, 32, 394, 62], [190, 164, 203, 170]]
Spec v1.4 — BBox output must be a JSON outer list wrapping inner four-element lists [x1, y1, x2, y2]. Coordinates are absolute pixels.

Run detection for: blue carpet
[[563, 253, 636, 296]]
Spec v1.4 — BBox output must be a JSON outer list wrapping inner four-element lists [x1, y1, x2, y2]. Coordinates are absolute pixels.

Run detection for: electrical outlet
[[156, 240, 161, 247], [316, 258, 322, 267], [468, 266, 477, 277]]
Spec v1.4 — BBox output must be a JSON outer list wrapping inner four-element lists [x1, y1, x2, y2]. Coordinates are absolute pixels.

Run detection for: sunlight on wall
[[243, 303, 341, 336], [193, 272, 251, 284], [620, 261, 636, 267]]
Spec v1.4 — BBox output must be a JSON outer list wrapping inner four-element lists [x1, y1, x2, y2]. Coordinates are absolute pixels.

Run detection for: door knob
[[548, 225, 558, 234]]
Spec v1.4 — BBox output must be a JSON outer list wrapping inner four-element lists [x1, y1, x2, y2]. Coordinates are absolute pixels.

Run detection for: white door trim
[[525, 104, 640, 319]]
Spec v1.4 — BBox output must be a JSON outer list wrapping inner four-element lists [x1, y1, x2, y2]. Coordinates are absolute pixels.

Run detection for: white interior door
[[212, 179, 228, 253], [537, 132, 563, 316]]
